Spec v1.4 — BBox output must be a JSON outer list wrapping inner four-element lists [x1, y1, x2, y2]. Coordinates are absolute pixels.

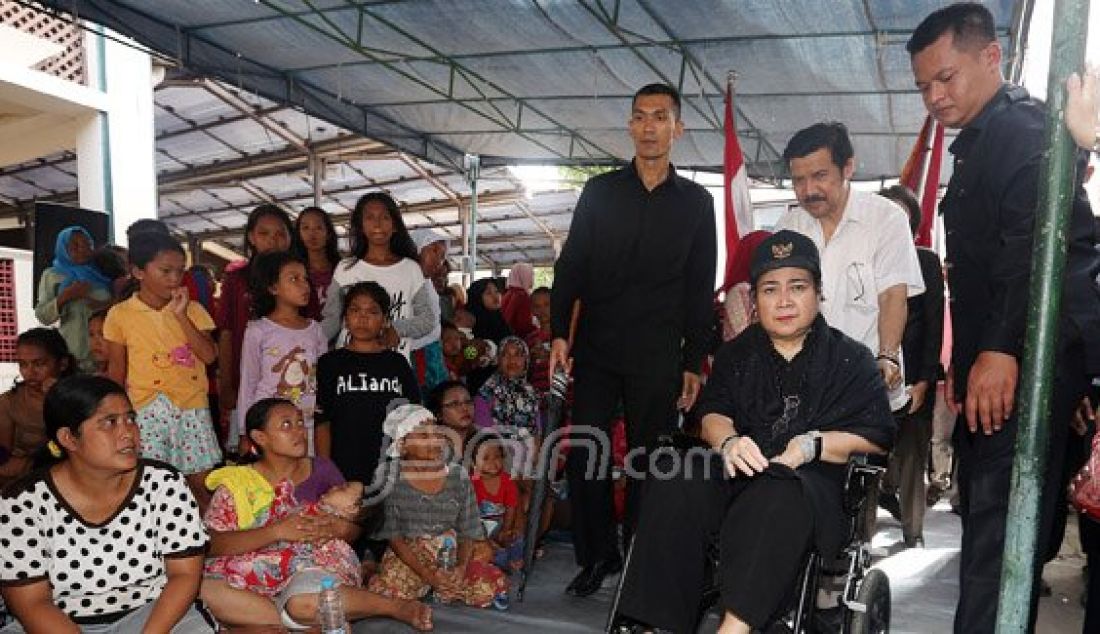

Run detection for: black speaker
[[33, 203, 110, 305]]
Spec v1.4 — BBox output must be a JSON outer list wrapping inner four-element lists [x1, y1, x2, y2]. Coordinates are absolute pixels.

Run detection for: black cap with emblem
[[749, 229, 821, 287]]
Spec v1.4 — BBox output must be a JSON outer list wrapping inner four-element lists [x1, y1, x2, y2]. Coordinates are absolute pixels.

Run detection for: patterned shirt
[[0, 460, 207, 621]]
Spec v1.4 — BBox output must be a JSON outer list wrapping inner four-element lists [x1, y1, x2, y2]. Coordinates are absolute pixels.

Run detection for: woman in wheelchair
[[614, 231, 895, 633]]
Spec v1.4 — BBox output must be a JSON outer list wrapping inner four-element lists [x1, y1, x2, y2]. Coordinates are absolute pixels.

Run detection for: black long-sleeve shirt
[[551, 161, 716, 376], [941, 84, 1100, 394], [901, 247, 944, 385]]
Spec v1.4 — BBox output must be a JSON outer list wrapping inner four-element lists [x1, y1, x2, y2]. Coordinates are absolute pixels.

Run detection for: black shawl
[[697, 314, 894, 455], [696, 314, 896, 558]]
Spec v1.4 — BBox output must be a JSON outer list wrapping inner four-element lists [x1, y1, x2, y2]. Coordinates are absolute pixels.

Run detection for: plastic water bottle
[[317, 576, 348, 634], [437, 535, 457, 571]]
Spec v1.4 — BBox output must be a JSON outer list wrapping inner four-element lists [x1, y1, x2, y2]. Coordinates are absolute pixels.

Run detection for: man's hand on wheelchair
[[721, 435, 770, 477]]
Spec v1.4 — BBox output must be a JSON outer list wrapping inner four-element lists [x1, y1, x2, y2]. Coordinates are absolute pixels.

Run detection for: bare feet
[[393, 599, 433, 631]]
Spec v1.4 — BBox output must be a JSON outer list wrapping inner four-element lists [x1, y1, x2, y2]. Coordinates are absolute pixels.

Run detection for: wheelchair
[[607, 437, 891, 634]]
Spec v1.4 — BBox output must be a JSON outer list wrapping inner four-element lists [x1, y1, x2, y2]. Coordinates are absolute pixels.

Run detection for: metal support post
[[464, 153, 480, 285], [995, 0, 1090, 630]]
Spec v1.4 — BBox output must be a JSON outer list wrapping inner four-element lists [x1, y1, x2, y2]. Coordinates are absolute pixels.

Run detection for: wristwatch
[[798, 431, 823, 463]]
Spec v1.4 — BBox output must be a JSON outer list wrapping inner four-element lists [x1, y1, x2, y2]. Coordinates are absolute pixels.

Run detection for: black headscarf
[[467, 278, 512, 344]]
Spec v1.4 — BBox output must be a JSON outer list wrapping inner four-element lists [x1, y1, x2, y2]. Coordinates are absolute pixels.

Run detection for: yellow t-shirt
[[103, 296, 215, 410]]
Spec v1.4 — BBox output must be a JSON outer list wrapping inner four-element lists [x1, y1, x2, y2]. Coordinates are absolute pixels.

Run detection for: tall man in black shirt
[[908, 4, 1100, 631], [549, 83, 717, 597]]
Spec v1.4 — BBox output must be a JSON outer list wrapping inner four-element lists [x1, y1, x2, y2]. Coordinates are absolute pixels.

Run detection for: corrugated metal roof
[[36, 0, 1022, 179]]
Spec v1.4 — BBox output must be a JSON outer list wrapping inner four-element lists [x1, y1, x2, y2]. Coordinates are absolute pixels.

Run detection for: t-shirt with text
[[316, 348, 420, 489]]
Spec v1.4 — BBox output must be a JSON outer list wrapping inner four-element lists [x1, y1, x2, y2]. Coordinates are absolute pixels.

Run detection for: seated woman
[[0, 328, 77, 489], [200, 398, 432, 631], [0, 375, 213, 633], [615, 231, 895, 634], [427, 380, 477, 463], [368, 404, 508, 610]]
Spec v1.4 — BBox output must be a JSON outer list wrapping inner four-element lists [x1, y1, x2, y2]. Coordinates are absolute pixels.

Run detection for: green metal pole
[[995, 0, 1090, 630]]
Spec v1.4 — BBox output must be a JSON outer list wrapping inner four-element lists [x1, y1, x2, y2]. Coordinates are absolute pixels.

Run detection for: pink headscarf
[[507, 262, 534, 292]]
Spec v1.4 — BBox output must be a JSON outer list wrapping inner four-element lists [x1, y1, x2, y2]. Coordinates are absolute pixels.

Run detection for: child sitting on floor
[[470, 435, 525, 573], [368, 404, 508, 610]]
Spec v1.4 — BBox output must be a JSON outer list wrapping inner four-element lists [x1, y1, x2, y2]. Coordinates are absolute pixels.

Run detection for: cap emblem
[[771, 242, 794, 259]]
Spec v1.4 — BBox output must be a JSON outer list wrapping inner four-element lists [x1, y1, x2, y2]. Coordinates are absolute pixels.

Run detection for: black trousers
[[1081, 511, 1100, 634], [618, 453, 813, 633], [953, 347, 1088, 634], [565, 362, 679, 567]]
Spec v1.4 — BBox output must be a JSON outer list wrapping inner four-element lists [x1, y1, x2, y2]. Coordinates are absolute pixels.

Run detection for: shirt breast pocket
[[844, 261, 875, 312]]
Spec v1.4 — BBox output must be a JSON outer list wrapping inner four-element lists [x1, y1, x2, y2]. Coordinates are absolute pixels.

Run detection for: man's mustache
[[803, 195, 827, 204]]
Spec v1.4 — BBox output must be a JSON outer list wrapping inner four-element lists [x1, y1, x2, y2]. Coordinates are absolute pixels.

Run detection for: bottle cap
[[320, 577, 336, 590]]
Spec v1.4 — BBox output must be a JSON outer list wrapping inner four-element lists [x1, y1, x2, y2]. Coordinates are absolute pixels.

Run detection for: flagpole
[[914, 118, 937, 205]]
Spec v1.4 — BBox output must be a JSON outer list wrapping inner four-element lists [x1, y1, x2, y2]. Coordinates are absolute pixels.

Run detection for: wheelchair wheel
[[846, 568, 890, 633]]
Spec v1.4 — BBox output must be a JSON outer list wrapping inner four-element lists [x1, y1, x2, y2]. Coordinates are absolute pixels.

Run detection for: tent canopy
[[39, 0, 1022, 181]]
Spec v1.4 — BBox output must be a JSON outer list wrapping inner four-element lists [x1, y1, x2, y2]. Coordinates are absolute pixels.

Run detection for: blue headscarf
[[52, 226, 112, 293]]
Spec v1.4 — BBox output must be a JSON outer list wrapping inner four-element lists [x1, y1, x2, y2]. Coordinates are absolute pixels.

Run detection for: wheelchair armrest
[[843, 453, 886, 517]]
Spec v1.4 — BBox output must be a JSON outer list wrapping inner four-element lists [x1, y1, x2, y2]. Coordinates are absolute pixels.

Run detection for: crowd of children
[[2, 197, 557, 630]]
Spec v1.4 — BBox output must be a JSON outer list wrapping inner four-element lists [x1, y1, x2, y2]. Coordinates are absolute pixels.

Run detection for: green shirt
[[34, 267, 111, 373]]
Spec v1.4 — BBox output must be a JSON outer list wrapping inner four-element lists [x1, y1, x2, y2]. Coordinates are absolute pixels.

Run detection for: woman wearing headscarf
[[501, 263, 536, 338], [614, 231, 895, 634], [409, 229, 450, 391], [34, 226, 114, 373]]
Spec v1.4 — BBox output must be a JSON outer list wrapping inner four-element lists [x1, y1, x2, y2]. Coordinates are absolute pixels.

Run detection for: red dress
[[501, 287, 535, 338], [203, 479, 361, 595]]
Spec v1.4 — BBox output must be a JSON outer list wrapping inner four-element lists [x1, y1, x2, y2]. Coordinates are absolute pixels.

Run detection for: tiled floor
[[352, 504, 1088, 633]]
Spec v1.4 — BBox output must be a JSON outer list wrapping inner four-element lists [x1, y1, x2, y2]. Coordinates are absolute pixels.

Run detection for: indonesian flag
[[721, 80, 754, 291], [898, 115, 945, 247]]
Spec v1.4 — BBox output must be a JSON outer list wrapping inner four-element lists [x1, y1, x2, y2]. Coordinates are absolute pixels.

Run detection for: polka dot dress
[[0, 460, 208, 620]]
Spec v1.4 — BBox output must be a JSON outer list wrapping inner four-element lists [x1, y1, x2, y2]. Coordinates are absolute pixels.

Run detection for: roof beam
[[367, 89, 922, 109], [175, 189, 550, 241], [0, 152, 75, 179], [256, 0, 617, 162], [397, 153, 461, 207], [576, 0, 720, 129], [155, 103, 289, 142], [238, 181, 296, 217], [513, 200, 556, 240], [161, 171, 443, 220], [199, 79, 310, 152], [157, 136, 390, 193], [633, 0, 783, 179], [289, 28, 1007, 73]]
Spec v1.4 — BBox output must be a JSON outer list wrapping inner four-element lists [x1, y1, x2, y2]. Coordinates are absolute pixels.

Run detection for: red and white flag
[[721, 78, 754, 290], [898, 115, 944, 248]]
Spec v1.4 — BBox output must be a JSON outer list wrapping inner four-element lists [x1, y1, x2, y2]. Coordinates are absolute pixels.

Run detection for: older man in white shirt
[[775, 122, 924, 411]]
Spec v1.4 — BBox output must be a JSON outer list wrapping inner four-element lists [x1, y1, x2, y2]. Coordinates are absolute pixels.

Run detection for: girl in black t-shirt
[[316, 282, 419, 492]]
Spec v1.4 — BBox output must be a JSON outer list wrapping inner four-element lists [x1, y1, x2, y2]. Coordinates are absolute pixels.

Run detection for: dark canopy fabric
[[41, 0, 1021, 182]]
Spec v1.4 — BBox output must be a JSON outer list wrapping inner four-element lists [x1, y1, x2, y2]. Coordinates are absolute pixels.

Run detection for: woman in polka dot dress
[[0, 375, 213, 633]]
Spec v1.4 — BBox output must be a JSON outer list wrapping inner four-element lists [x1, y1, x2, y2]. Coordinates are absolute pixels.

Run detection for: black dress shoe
[[610, 614, 656, 633], [569, 558, 623, 597], [879, 492, 902, 521], [565, 565, 596, 595]]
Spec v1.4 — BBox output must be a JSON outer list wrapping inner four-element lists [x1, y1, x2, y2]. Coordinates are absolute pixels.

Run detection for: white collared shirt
[[775, 188, 925, 356]]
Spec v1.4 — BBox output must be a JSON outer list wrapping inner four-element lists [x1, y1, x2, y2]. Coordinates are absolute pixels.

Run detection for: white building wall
[[80, 27, 158, 245]]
